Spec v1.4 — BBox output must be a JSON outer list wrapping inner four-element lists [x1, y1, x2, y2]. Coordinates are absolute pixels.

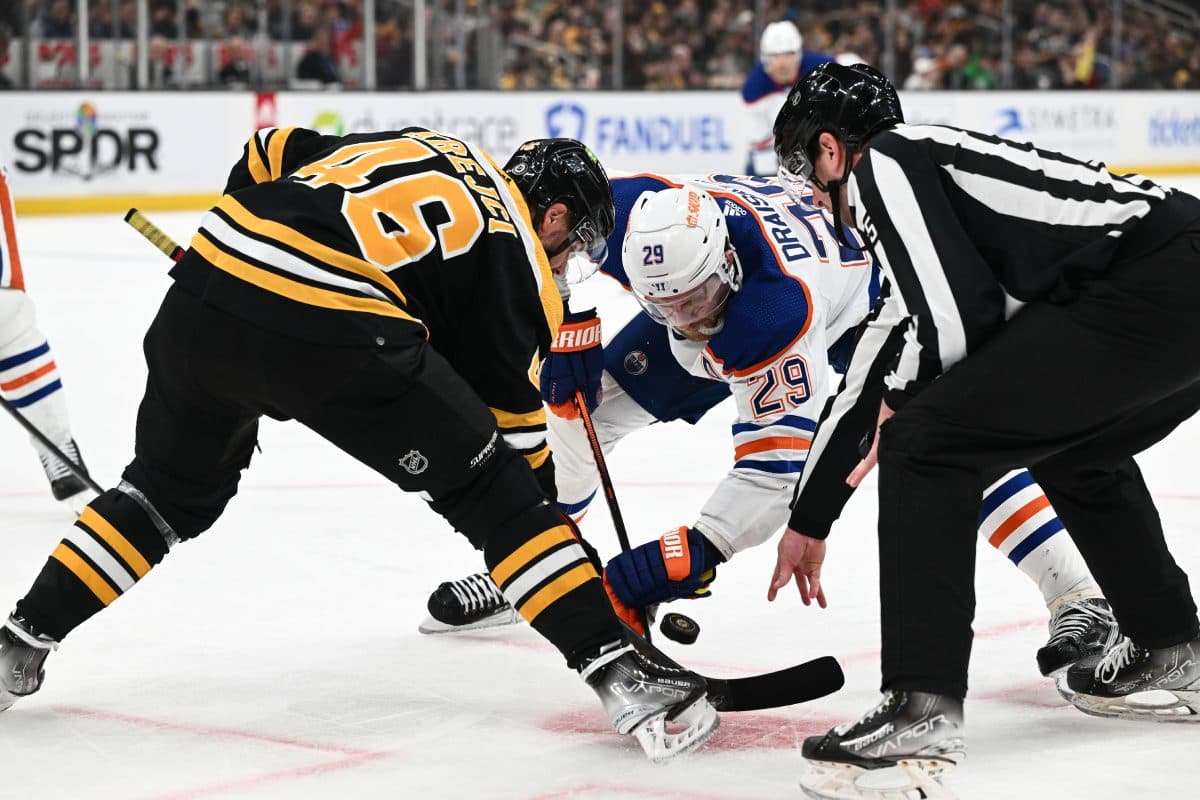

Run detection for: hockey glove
[[604, 527, 724, 610], [541, 308, 603, 420]]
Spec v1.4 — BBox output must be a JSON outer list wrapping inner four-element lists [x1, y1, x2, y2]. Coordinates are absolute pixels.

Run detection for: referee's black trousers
[[876, 220, 1200, 699]]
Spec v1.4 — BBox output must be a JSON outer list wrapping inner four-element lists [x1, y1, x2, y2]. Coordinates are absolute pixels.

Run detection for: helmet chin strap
[[814, 148, 868, 253]]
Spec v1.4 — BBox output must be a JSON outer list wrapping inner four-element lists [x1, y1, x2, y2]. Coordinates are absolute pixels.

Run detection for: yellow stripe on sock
[[525, 444, 550, 471], [490, 525, 576, 587], [516, 563, 599, 623], [50, 543, 119, 605], [78, 507, 152, 578]]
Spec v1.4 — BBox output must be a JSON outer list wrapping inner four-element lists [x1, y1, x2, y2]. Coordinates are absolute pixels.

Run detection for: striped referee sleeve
[[850, 132, 1007, 407], [787, 280, 907, 538]]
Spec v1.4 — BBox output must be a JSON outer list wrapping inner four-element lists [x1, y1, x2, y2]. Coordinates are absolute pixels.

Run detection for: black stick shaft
[[574, 389, 653, 641], [0, 394, 102, 494]]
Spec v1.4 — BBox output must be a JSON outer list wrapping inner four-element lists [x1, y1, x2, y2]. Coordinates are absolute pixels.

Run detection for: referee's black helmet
[[773, 62, 904, 188]]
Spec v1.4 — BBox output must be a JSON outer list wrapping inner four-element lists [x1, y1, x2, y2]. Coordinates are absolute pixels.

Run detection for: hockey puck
[[659, 612, 700, 645]]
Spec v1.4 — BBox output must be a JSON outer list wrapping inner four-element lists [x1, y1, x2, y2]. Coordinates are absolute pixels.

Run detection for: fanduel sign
[[544, 101, 733, 156]]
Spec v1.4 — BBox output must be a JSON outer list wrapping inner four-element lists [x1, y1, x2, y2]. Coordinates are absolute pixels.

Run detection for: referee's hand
[[768, 529, 828, 608], [847, 400, 895, 488]]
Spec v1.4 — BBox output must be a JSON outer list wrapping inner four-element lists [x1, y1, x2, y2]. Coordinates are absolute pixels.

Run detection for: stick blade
[[708, 655, 844, 712]]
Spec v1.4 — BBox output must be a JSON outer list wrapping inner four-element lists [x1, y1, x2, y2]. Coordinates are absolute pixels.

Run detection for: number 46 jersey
[[604, 173, 880, 555], [172, 126, 563, 477]]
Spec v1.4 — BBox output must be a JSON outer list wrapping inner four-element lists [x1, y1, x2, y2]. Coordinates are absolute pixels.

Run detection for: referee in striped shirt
[[767, 63, 1200, 796]]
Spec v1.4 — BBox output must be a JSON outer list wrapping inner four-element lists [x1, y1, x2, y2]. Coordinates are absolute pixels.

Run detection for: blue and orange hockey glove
[[541, 308, 603, 420], [604, 527, 724, 611]]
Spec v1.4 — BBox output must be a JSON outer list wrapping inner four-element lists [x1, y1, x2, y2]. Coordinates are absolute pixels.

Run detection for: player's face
[[765, 52, 801, 83], [640, 270, 732, 341], [538, 202, 608, 281]]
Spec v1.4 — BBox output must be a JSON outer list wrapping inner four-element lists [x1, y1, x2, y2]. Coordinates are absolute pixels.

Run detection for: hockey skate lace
[[833, 689, 899, 736], [1046, 600, 1116, 647], [1095, 637, 1142, 684], [38, 441, 79, 481], [449, 573, 507, 614]]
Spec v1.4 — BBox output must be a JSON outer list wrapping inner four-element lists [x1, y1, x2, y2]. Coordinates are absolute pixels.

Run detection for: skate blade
[[417, 608, 522, 635], [1068, 688, 1200, 723], [800, 758, 958, 800], [631, 696, 719, 763]]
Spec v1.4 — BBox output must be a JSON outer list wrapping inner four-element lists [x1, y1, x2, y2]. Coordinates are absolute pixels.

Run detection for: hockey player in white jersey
[[0, 166, 96, 512], [742, 22, 832, 176], [422, 173, 1117, 678]]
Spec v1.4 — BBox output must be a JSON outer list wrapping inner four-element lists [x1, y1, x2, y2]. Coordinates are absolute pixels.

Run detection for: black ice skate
[[1037, 597, 1120, 676], [1063, 635, 1200, 722], [38, 438, 98, 514], [418, 572, 521, 634], [579, 639, 718, 762], [0, 614, 56, 712], [799, 690, 965, 800]]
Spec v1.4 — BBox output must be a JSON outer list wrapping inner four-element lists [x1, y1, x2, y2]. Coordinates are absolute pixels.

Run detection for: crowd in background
[[490, 0, 1200, 90], [1, 0, 1198, 90]]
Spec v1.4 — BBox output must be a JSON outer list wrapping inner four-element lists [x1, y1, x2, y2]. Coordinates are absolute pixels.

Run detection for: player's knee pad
[[0, 289, 38, 351]]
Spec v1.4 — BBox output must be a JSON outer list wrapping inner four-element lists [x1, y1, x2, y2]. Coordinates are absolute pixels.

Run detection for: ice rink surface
[[3, 178, 1200, 799]]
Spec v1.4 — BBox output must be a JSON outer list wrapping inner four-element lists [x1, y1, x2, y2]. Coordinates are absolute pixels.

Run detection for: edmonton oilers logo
[[623, 350, 648, 375], [399, 449, 428, 475]]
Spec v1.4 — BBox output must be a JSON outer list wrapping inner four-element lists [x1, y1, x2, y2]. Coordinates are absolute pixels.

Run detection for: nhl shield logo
[[623, 350, 649, 376], [399, 449, 428, 475]]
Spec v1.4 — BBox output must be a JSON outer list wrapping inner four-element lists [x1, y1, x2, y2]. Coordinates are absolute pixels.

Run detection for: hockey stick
[[574, 391, 845, 711], [0, 394, 102, 494], [124, 209, 185, 262], [574, 389, 655, 641], [124, 208, 845, 712]]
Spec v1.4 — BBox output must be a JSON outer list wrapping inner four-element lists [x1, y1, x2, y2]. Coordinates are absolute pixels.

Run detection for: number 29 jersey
[[604, 173, 880, 554], [171, 125, 562, 475]]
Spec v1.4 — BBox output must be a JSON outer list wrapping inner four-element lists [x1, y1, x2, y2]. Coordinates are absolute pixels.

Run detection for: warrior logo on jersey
[[624, 350, 649, 375], [399, 449, 429, 475]]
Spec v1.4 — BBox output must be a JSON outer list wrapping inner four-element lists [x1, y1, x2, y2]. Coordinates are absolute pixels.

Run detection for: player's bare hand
[[768, 529, 827, 607], [847, 400, 895, 488]]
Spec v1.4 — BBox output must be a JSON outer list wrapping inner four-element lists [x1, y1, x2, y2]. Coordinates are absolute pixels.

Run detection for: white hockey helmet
[[760, 21, 802, 58], [621, 187, 742, 333]]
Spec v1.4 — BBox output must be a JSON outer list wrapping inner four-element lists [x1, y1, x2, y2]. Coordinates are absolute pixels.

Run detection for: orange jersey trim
[[733, 436, 812, 461]]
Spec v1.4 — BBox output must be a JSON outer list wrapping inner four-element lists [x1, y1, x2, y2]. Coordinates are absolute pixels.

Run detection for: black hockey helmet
[[503, 138, 615, 266], [773, 62, 903, 189]]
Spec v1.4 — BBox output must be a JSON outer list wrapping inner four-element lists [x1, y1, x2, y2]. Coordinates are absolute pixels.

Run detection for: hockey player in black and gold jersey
[[0, 130, 719, 760]]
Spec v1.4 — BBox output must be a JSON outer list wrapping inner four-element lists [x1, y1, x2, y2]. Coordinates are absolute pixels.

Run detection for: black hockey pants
[[876, 213, 1200, 699]]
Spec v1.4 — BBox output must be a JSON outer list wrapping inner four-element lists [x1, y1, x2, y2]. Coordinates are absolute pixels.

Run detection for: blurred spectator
[[218, 36, 253, 87], [297, 26, 339, 84], [128, 34, 174, 87], [376, 18, 412, 89], [41, 0, 74, 38], [151, 0, 177, 38], [905, 54, 941, 89]]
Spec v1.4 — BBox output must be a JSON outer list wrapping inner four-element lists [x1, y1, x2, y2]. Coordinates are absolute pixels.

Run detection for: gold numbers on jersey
[[293, 137, 485, 269]]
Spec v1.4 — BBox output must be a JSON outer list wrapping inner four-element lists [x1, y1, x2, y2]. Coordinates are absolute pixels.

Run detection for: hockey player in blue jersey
[[421, 173, 1118, 679], [743, 22, 832, 176]]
